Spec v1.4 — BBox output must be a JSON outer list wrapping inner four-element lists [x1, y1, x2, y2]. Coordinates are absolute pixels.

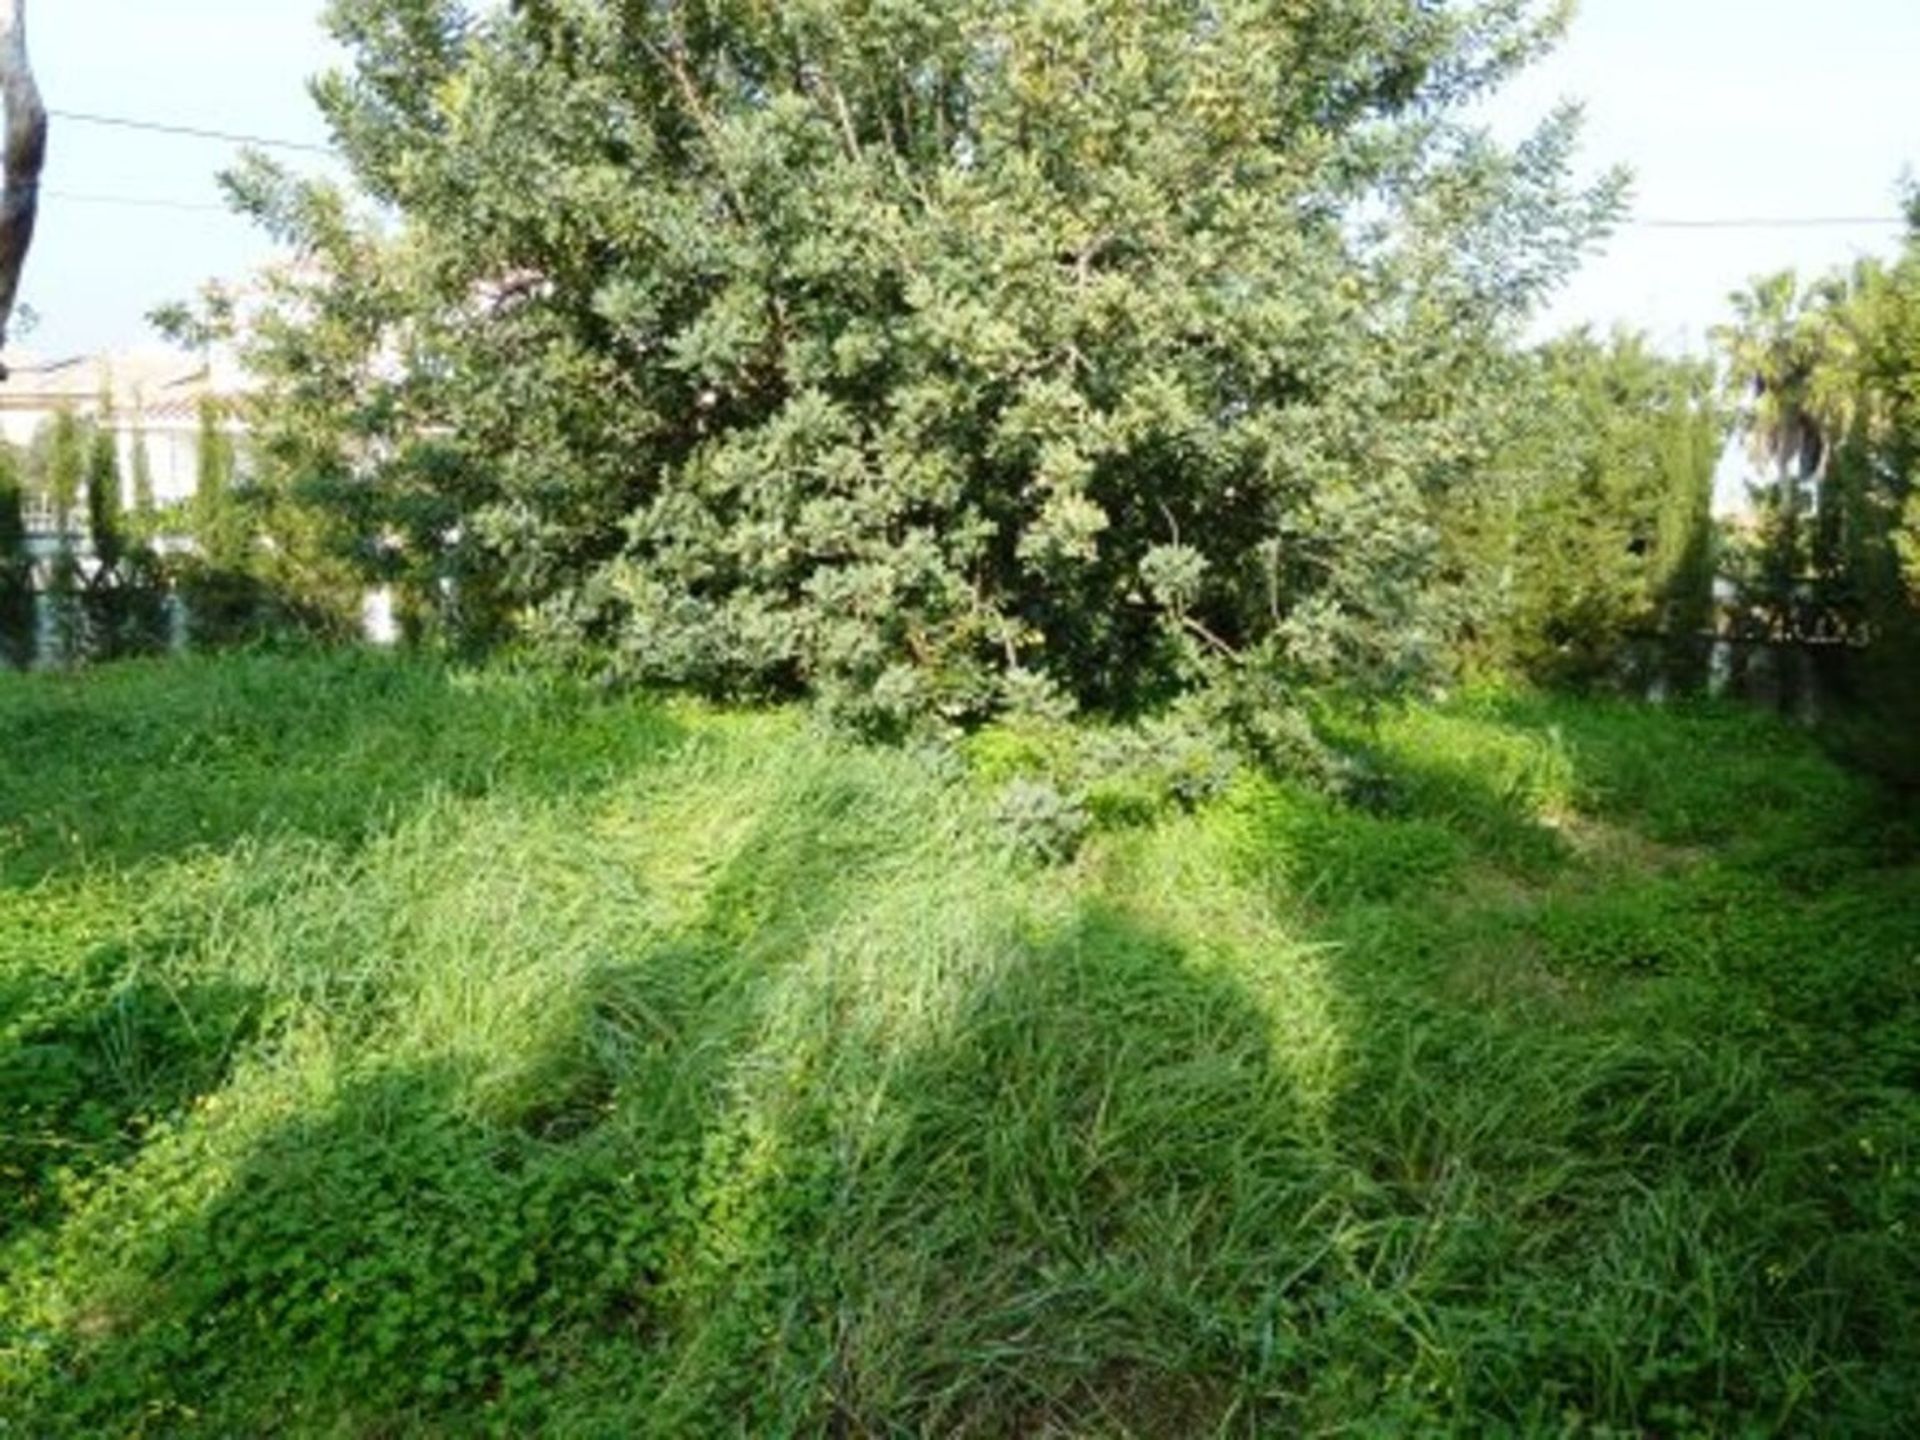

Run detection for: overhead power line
[[45, 188, 231, 214], [26, 108, 1920, 232], [47, 108, 333, 156], [24, 109, 1920, 235], [25, 118, 1920, 237], [1627, 216, 1908, 231]]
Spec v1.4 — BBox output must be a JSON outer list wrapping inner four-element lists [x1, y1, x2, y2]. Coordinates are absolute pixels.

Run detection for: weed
[[1, 656, 1915, 1434]]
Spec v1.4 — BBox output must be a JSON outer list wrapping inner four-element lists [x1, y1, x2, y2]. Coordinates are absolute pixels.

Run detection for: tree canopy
[[1445, 330, 1722, 688], [1705, 210, 1920, 777], [189, 0, 1617, 730]]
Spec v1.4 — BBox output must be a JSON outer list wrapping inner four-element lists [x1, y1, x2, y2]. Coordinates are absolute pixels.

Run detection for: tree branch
[[646, 32, 750, 230], [0, 0, 46, 377]]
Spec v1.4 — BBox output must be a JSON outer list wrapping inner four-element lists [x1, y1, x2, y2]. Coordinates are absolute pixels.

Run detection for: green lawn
[[2, 652, 1916, 1435]]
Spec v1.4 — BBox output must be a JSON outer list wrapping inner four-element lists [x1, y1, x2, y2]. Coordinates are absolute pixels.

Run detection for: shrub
[[990, 776, 1091, 865], [0, 444, 32, 668], [1444, 332, 1726, 690], [972, 696, 1246, 858], [188, 0, 1617, 729]]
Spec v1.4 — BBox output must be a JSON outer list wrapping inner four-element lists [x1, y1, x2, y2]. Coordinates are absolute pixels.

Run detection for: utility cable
[[46, 107, 333, 155]]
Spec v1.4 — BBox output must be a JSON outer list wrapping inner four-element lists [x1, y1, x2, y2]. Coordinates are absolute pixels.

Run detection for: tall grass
[[2, 655, 1915, 1434]]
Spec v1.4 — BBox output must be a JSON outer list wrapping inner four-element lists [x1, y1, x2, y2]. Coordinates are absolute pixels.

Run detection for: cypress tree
[[0, 444, 32, 668], [41, 409, 88, 665], [85, 420, 124, 576], [123, 422, 171, 655], [193, 395, 243, 569], [44, 407, 82, 533], [181, 393, 256, 646], [85, 415, 166, 659], [129, 390, 156, 517]]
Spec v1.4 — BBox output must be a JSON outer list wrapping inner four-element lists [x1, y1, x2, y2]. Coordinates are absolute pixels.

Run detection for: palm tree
[[1712, 274, 1827, 640], [1714, 273, 1827, 499]]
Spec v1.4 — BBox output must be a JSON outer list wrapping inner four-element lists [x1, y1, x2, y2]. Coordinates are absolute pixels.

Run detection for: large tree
[[0, 0, 45, 373], [1711, 273, 1831, 640], [199, 0, 1617, 729]]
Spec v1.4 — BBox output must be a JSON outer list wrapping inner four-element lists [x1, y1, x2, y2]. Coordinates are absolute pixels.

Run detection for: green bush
[[970, 700, 1243, 857], [989, 776, 1090, 864], [191, 0, 1615, 727], [0, 444, 32, 668], [1445, 332, 1726, 690]]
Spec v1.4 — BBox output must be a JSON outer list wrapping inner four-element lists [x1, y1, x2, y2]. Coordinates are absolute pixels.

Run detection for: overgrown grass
[[2, 654, 1916, 1434]]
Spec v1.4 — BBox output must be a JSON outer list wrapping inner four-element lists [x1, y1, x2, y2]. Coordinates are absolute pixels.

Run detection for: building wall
[[116, 424, 204, 508], [7, 409, 219, 533]]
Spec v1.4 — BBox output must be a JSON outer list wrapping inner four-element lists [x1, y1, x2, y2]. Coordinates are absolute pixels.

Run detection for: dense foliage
[[1446, 331, 1724, 687], [0, 444, 31, 668], [187, 0, 1617, 728], [2, 652, 1915, 1433], [1713, 212, 1920, 776], [0, 410, 175, 669]]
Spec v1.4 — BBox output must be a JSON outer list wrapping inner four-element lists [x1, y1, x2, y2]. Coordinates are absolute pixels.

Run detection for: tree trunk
[[0, 0, 46, 378]]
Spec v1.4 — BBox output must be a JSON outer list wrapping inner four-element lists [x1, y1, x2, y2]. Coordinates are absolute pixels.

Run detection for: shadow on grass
[[0, 945, 263, 1244], [0, 735, 928, 1433], [0, 648, 687, 889], [7, 676, 1918, 1436], [0, 648, 689, 1264], [4, 881, 1333, 1436], [11, 838, 1919, 1435], [791, 902, 1332, 1438], [1471, 690, 1903, 855], [1319, 687, 1915, 897]]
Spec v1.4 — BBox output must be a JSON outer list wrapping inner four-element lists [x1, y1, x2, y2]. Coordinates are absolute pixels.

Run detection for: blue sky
[[1488, 0, 1920, 350], [13, 1, 1920, 359], [17, 1, 341, 359]]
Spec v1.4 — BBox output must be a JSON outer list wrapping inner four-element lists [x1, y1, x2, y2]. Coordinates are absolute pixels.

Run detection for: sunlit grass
[[2, 653, 1915, 1434]]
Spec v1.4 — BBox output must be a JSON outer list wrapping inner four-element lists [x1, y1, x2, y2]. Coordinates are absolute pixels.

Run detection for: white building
[[0, 347, 251, 535]]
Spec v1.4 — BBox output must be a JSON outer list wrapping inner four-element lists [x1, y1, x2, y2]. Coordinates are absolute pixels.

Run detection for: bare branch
[[1179, 612, 1241, 662]]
